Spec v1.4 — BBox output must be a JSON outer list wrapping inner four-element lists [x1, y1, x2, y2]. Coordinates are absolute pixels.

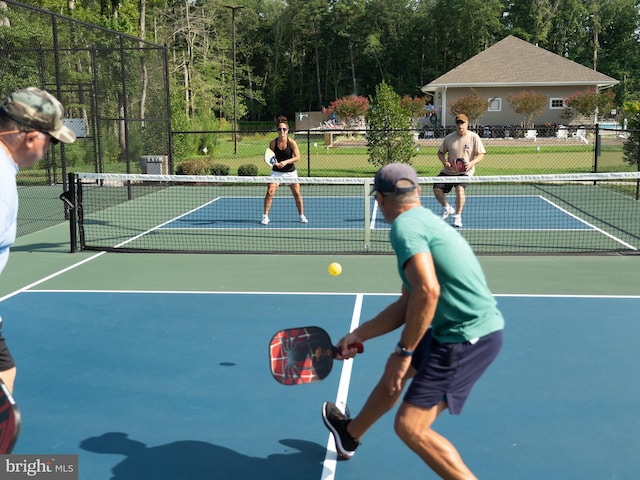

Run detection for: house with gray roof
[[420, 35, 618, 129]]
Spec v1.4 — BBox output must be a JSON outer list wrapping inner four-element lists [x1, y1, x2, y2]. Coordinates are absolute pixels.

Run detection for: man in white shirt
[[0, 87, 76, 392]]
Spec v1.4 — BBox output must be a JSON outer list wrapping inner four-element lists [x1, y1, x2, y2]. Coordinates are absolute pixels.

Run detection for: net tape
[[76, 171, 640, 185]]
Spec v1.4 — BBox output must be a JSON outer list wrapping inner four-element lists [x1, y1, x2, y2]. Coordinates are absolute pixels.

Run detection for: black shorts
[[0, 321, 15, 371], [404, 329, 502, 415], [433, 173, 468, 193]]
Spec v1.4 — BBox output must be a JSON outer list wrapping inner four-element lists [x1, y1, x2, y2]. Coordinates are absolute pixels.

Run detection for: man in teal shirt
[[322, 163, 503, 479]]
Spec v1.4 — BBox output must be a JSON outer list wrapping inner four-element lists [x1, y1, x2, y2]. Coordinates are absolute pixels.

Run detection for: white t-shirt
[[0, 145, 18, 275]]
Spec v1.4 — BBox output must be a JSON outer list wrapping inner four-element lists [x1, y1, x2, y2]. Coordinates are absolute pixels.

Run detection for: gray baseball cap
[[0, 87, 76, 144], [371, 163, 419, 194]]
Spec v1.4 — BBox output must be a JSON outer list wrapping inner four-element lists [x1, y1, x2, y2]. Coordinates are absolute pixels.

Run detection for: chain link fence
[[174, 124, 639, 178], [1, 0, 171, 237]]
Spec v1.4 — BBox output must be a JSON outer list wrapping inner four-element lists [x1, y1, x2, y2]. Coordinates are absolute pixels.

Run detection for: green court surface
[[1, 221, 639, 480], [2, 222, 639, 297]]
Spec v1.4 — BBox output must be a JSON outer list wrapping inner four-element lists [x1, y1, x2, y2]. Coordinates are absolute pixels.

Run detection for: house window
[[550, 98, 565, 109], [488, 98, 501, 112]]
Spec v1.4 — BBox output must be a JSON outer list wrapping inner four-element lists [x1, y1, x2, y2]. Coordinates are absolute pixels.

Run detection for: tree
[[591, 0, 640, 104], [507, 90, 548, 128], [330, 0, 366, 96], [563, 88, 616, 124], [431, 0, 504, 72], [298, 0, 332, 110], [326, 95, 369, 126], [449, 89, 489, 128], [400, 95, 430, 123], [621, 100, 640, 168], [366, 81, 415, 167], [503, 0, 558, 46], [14, 0, 640, 124], [545, 0, 590, 57]]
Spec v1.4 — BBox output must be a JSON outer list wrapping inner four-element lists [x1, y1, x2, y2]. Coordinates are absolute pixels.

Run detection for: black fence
[[1, 0, 171, 236], [172, 124, 640, 178]]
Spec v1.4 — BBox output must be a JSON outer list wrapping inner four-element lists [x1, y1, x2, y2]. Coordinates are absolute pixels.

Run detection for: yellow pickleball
[[328, 262, 342, 277]]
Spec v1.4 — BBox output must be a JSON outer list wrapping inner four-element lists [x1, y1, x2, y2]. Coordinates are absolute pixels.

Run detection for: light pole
[[225, 5, 243, 154]]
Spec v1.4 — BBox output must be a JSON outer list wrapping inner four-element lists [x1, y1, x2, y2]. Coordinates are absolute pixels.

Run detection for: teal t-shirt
[[390, 206, 504, 343]]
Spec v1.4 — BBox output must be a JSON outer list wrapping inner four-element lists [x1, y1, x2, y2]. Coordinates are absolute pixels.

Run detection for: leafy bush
[[367, 81, 416, 167], [238, 164, 258, 176], [401, 95, 431, 119], [450, 88, 490, 128], [175, 158, 211, 175], [326, 95, 369, 124], [210, 163, 230, 175], [622, 100, 640, 167], [507, 90, 547, 128], [563, 88, 616, 125]]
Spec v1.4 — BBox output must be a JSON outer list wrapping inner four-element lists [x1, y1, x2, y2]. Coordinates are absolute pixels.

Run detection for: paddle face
[[454, 158, 467, 173], [0, 380, 20, 454], [269, 326, 363, 385], [264, 148, 277, 166], [269, 326, 335, 385]]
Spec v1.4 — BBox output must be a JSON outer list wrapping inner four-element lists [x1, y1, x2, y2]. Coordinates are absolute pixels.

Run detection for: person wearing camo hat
[[0, 87, 76, 393]]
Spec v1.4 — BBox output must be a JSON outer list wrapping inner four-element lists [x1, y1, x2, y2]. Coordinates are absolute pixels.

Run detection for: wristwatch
[[394, 343, 413, 357]]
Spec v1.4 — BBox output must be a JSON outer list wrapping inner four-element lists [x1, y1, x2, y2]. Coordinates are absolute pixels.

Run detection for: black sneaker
[[322, 401, 360, 459]]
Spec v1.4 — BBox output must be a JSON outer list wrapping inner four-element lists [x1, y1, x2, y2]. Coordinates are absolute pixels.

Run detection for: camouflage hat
[[0, 87, 76, 144]]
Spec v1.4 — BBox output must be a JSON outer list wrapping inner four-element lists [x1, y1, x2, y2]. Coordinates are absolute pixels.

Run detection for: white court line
[[0, 196, 226, 303], [321, 293, 364, 480], [0, 252, 106, 303], [12, 290, 640, 300], [370, 199, 380, 230], [112, 198, 221, 248], [537, 195, 637, 250]]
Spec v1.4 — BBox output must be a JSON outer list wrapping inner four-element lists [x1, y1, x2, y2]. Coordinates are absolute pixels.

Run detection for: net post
[[364, 179, 372, 250], [593, 124, 600, 185], [65, 172, 78, 253]]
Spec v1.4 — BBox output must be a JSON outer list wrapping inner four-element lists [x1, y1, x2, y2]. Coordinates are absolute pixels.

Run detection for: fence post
[[306, 129, 311, 177], [593, 124, 600, 173]]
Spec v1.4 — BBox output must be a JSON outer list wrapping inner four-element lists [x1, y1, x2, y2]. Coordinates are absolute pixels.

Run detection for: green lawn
[[17, 131, 636, 183]]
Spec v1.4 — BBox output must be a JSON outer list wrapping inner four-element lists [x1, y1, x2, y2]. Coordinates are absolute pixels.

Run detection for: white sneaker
[[453, 214, 462, 228], [300, 214, 308, 224], [261, 214, 270, 225], [441, 205, 455, 219]]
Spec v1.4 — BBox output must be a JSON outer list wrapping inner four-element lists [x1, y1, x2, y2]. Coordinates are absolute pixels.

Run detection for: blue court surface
[[1, 289, 639, 479], [163, 195, 592, 231]]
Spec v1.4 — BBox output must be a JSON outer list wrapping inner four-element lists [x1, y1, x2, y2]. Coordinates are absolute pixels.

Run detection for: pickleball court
[[0, 231, 639, 479]]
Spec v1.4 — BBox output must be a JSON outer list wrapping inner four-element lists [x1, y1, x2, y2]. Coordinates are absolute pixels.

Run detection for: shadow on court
[[81, 433, 325, 479]]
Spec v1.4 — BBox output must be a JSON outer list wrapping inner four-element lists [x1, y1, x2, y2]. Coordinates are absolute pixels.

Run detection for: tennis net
[[68, 171, 640, 255]]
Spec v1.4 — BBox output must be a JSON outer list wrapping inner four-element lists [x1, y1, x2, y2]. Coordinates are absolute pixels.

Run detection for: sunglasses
[[277, 127, 287, 132], [36, 131, 59, 144], [455, 120, 466, 125], [0, 129, 60, 144]]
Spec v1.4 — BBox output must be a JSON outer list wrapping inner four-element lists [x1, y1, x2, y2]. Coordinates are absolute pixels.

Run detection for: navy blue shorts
[[433, 172, 468, 193], [404, 329, 502, 415], [0, 320, 15, 371]]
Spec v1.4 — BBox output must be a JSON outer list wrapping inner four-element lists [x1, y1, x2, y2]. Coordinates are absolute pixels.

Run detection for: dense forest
[[23, 0, 640, 126]]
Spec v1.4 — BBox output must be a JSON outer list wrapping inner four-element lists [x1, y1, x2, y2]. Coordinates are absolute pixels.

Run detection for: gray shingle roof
[[423, 35, 618, 89]]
